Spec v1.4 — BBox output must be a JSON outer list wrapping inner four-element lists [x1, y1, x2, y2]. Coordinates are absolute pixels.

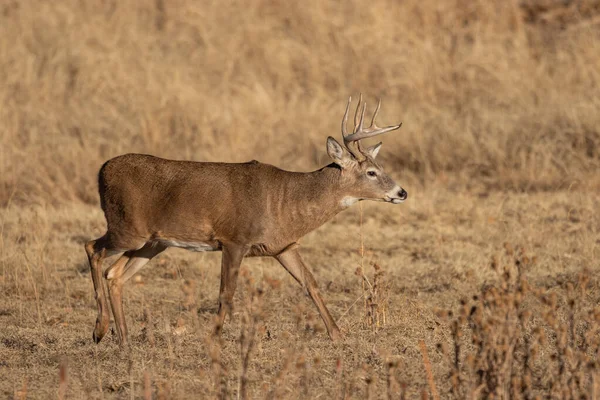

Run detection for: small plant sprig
[[355, 262, 389, 333]]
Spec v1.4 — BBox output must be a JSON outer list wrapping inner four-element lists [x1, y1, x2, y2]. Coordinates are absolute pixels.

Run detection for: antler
[[341, 95, 402, 159]]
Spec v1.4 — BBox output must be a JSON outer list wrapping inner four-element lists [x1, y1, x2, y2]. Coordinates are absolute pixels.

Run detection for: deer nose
[[398, 188, 407, 200]]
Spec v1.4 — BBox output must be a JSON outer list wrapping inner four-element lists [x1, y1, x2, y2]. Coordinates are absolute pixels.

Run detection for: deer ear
[[327, 137, 354, 168], [365, 142, 382, 159]]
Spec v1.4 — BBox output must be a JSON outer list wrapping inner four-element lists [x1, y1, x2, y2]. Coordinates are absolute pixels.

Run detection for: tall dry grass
[[1, 0, 599, 207]]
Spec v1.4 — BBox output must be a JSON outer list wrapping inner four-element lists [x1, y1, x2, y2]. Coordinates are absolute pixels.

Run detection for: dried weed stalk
[[362, 363, 375, 400], [355, 262, 389, 334], [385, 357, 400, 400], [238, 269, 269, 400], [419, 340, 440, 400], [265, 349, 295, 400], [58, 358, 67, 400], [437, 243, 600, 399], [182, 279, 197, 311], [143, 371, 152, 400], [205, 314, 228, 400], [141, 308, 156, 347]]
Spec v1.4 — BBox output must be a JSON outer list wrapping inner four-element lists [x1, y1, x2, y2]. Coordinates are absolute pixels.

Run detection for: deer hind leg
[[275, 246, 342, 342], [216, 244, 249, 331], [105, 242, 167, 347], [85, 235, 117, 344]]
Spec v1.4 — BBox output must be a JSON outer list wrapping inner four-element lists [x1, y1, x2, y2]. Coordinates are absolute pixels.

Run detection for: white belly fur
[[156, 239, 217, 252]]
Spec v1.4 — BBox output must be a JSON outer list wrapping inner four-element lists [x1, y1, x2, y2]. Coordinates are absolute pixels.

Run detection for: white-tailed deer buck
[[85, 95, 407, 346]]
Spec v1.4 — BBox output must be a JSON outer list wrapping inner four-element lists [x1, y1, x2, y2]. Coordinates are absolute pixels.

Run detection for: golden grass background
[[0, 0, 599, 398], [1, 0, 599, 206]]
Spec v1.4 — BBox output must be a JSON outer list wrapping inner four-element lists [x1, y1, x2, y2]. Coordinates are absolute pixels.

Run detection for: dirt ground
[[1, 187, 598, 398]]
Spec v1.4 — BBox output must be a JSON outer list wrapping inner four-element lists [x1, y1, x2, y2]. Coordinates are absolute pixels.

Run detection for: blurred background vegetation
[[1, 0, 599, 206]]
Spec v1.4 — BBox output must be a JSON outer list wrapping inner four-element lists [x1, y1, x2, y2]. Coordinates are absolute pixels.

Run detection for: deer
[[85, 95, 407, 346]]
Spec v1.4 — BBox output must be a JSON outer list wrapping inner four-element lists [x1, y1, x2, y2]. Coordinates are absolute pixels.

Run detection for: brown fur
[[86, 115, 406, 346]]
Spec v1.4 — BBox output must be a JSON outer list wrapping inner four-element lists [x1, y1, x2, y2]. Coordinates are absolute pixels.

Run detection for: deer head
[[326, 95, 407, 206]]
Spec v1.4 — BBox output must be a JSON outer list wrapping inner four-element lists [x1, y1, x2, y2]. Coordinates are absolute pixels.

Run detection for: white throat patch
[[340, 196, 360, 208]]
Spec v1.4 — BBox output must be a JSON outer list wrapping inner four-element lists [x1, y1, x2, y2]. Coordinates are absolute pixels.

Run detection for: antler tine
[[352, 102, 367, 156], [370, 98, 381, 128], [341, 96, 351, 137], [353, 93, 363, 129], [355, 101, 367, 134]]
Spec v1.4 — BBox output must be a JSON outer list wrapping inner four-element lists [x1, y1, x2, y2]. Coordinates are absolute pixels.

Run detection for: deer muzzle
[[385, 186, 408, 204]]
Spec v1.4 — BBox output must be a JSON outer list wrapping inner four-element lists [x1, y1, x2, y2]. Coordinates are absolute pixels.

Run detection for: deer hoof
[[93, 319, 109, 344], [329, 328, 344, 343]]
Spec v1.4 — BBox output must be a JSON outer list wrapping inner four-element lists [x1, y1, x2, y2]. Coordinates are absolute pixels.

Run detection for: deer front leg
[[275, 246, 342, 342], [216, 244, 249, 330]]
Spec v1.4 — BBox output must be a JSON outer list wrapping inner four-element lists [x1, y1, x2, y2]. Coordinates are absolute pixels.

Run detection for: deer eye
[[367, 170, 377, 178]]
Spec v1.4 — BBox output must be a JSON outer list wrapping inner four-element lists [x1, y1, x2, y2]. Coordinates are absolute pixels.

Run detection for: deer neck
[[312, 163, 359, 212], [278, 164, 357, 237]]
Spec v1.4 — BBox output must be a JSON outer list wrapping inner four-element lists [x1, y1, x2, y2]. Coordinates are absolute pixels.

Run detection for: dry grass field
[[1, 0, 599, 398]]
